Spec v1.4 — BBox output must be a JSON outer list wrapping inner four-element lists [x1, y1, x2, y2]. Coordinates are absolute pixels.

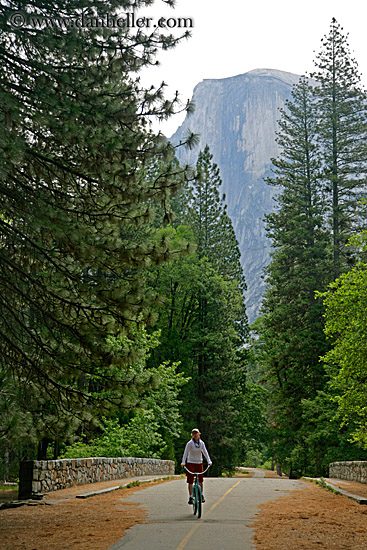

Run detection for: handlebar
[[184, 465, 211, 475]]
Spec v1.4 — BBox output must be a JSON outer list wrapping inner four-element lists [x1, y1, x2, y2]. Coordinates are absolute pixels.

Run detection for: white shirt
[[182, 439, 211, 464]]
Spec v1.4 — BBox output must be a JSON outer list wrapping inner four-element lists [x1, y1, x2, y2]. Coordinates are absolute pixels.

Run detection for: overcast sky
[[138, 0, 367, 137]]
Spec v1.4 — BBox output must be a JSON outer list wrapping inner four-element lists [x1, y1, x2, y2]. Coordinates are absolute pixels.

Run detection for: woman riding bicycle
[[181, 428, 212, 504]]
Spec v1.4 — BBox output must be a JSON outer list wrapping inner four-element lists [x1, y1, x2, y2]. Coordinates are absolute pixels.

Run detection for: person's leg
[[186, 464, 194, 503]]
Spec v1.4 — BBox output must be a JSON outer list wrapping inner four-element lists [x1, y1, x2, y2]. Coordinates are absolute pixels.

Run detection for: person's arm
[[181, 441, 190, 466], [201, 441, 212, 465]]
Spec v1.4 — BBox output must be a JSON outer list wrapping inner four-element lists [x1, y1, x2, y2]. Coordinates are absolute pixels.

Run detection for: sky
[[138, 0, 367, 137]]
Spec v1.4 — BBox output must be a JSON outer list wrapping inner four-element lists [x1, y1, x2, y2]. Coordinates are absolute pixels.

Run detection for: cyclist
[[181, 428, 212, 504]]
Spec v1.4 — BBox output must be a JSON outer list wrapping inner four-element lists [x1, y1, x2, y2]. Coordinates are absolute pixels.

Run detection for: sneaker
[[201, 495, 205, 503], [188, 496, 193, 505]]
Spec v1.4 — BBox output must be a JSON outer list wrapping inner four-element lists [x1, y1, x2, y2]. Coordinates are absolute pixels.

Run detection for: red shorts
[[185, 462, 204, 484]]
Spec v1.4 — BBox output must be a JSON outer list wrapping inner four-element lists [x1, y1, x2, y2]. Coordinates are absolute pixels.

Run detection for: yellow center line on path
[[176, 480, 243, 550]]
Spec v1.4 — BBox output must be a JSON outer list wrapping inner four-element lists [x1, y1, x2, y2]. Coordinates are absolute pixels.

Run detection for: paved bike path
[[109, 469, 306, 550]]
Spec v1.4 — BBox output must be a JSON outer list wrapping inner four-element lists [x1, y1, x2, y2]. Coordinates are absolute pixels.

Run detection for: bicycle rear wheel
[[197, 486, 202, 519], [193, 485, 198, 515]]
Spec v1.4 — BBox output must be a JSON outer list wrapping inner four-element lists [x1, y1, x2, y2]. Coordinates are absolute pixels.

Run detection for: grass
[[0, 485, 18, 503], [0, 484, 18, 492], [304, 476, 340, 496], [120, 475, 178, 490], [317, 477, 340, 495], [124, 480, 141, 489]]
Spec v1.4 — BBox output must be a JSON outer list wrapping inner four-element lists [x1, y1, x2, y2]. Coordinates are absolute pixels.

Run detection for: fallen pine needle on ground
[[4, 475, 367, 550], [253, 479, 367, 550], [0, 480, 171, 550]]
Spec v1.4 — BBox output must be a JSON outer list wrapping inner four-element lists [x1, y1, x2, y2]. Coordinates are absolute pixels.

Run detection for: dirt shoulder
[[253, 479, 367, 550], [234, 470, 255, 478], [0, 480, 171, 550], [263, 469, 288, 479], [4, 474, 367, 550], [327, 478, 367, 498]]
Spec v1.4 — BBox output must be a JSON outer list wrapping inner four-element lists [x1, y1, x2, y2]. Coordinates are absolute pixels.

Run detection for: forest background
[[1, 1, 367, 480]]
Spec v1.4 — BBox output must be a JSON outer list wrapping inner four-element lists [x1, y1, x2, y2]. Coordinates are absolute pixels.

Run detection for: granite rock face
[[171, 69, 301, 322]]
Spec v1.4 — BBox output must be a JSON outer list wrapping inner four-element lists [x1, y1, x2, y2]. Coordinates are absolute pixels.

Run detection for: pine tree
[[186, 147, 248, 453], [260, 77, 332, 475], [149, 251, 248, 474], [253, 19, 367, 476], [0, 0, 194, 451], [147, 148, 249, 474], [187, 145, 247, 293], [310, 18, 367, 278]]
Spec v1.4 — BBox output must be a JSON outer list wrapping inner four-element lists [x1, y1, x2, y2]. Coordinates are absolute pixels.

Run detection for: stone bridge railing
[[329, 461, 367, 483], [19, 457, 175, 499]]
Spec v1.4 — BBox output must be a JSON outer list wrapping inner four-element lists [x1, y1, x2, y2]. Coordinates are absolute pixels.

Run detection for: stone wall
[[329, 461, 367, 483], [19, 457, 175, 500]]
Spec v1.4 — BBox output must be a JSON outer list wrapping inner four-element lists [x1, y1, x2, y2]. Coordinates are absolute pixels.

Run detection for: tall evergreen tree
[[187, 145, 247, 293], [260, 77, 332, 475], [148, 148, 250, 474], [310, 18, 367, 278], [257, 20, 367, 476], [0, 0, 194, 455], [149, 249, 249, 474]]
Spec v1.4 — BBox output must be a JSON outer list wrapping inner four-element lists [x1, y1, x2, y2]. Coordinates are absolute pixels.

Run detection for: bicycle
[[184, 465, 211, 519]]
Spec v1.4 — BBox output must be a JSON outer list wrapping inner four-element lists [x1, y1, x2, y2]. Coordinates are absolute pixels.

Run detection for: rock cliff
[[170, 68, 301, 322]]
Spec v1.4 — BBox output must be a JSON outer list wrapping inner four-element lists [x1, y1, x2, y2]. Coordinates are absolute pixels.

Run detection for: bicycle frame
[[184, 465, 211, 518]]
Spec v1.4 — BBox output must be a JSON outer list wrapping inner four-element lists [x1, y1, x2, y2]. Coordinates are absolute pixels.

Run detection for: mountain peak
[[171, 69, 300, 321], [199, 68, 301, 87], [245, 68, 301, 83]]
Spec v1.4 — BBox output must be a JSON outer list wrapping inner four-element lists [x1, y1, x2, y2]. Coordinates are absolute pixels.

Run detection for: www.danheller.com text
[[7, 10, 194, 30]]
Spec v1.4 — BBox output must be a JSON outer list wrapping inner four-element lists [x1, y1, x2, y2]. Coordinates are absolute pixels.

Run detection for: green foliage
[[125, 480, 141, 488], [146, 147, 255, 475], [0, 323, 166, 462], [310, 18, 367, 277], [61, 411, 165, 459], [244, 450, 269, 469], [319, 241, 367, 448], [0, 0, 194, 466], [262, 76, 331, 400], [301, 391, 365, 474], [256, 19, 367, 476], [268, 390, 365, 478], [185, 145, 247, 296], [143, 362, 189, 442], [58, 330, 189, 461], [258, 75, 332, 475], [259, 460, 273, 470]]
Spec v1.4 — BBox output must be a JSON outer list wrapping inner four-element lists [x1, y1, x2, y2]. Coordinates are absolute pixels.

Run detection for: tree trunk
[[37, 438, 50, 460], [3, 448, 9, 482], [53, 440, 60, 460]]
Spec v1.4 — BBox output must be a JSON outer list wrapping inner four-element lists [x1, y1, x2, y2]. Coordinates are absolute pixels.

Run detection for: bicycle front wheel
[[197, 486, 202, 519], [193, 485, 198, 515]]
